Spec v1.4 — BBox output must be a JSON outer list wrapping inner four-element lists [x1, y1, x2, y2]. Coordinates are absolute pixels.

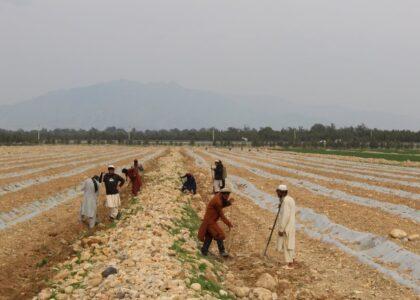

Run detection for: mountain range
[[0, 80, 418, 130]]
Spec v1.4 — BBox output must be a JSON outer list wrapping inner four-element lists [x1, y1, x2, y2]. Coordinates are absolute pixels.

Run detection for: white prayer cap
[[220, 187, 231, 193], [277, 184, 288, 191], [108, 165, 115, 169]]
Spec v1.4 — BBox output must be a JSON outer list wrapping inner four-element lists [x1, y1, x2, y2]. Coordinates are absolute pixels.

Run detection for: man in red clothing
[[122, 167, 142, 196], [198, 187, 234, 257]]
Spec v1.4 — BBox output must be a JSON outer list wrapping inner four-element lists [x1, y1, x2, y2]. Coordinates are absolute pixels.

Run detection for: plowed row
[[188, 147, 420, 295]]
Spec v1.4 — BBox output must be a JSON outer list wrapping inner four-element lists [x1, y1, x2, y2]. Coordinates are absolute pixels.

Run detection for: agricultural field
[[0, 145, 164, 299], [186, 147, 420, 298], [1, 146, 419, 299], [274, 147, 420, 163]]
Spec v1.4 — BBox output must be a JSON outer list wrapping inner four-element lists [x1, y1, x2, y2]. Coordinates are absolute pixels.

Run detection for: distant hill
[[0, 80, 417, 130]]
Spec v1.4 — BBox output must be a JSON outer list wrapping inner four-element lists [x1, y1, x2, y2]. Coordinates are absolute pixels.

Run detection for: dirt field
[[0, 145, 164, 299], [0, 146, 419, 299], [186, 147, 419, 298]]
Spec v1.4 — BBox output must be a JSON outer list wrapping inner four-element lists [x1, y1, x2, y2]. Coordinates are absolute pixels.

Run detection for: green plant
[[36, 257, 49, 268]]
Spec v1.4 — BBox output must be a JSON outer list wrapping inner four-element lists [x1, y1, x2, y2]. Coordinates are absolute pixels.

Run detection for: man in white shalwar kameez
[[80, 175, 100, 231], [276, 184, 296, 269]]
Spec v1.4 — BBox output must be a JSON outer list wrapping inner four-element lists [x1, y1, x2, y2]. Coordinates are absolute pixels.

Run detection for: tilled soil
[[265, 149, 420, 172], [1, 146, 418, 299], [0, 149, 126, 186], [196, 149, 420, 255], [260, 150, 420, 183], [213, 149, 420, 210], [0, 149, 152, 211], [221, 149, 420, 194], [0, 149, 163, 299], [185, 148, 418, 298], [0, 146, 104, 166]]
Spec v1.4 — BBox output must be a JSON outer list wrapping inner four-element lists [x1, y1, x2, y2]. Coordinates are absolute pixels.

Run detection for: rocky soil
[[2, 146, 416, 299], [35, 150, 235, 300]]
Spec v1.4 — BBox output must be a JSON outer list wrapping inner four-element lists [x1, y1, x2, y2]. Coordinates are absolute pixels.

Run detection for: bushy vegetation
[[277, 148, 420, 162], [0, 124, 419, 149]]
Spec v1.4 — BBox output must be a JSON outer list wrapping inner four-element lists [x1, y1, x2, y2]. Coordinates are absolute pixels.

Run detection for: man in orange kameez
[[198, 187, 234, 257]]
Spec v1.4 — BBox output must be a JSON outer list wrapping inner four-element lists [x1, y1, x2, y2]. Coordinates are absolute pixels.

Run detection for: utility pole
[[37, 125, 41, 144], [293, 129, 296, 146], [212, 128, 215, 145], [127, 126, 133, 144]]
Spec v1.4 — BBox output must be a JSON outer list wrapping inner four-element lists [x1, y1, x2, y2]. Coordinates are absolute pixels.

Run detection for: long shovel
[[263, 200, 283, 256]]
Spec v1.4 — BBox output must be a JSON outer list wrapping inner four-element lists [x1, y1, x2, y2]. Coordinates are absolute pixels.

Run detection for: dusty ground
[[196, 149, 420, 255], [184, 148, 418, 299], [1, 146, 419, 299], [213, 149, 420, 210], [0, 149, 153, 211], [0, 146, 163, 299]]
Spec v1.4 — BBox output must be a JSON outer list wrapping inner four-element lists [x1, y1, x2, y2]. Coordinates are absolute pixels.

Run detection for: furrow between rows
[[187, 149, 420, 294], [0, 150, 164, 230], [214, 149, 420, 201]]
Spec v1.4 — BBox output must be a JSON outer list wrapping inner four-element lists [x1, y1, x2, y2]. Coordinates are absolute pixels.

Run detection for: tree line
[[0, 124, 419, 148]]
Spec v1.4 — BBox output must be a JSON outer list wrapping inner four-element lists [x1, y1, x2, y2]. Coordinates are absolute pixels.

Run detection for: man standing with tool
[[198, 187, 234, 257], [276, 184, 296, 269]]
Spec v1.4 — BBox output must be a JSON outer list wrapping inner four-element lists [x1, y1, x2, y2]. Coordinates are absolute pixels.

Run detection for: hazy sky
[[1, 0, 419, 117]]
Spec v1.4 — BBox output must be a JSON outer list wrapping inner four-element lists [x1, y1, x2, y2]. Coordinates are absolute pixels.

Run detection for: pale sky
[[1, 0, 419, 117]]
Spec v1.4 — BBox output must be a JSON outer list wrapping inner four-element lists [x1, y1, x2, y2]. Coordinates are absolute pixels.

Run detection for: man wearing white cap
[[100, 165, 125, 220], [276, 184, 296, 269]]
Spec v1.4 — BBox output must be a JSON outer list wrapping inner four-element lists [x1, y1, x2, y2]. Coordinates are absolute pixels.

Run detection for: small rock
[[225, 272, 235, 282], [253, 287, 273, 300], [55, 293, 68, 300], [219, 289, 228, 297], [64, 286, 73, 294], [389, 229, 407, 239], [256, 273, 277, 292], [232, 286, 250, 298], [204, 268, 218, 283], [408, 234, 419, 241], [38, 288, 52, 300], [277, 279, 291, 290], [115, 288, 127, 299], [191, 283, 201, 291], [101, 266, 118, 278], [88, 274, 103, 287], [80, 251, 91, 262]]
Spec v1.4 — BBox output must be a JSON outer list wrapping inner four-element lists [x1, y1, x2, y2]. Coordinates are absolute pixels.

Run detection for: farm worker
[[100, 165, 125, 220], [180, 173, 197, 194], [133, 159, 144, 176], [80, 175, 100, 231], [276, 184, 296, 269], [122, 167, 142, 197], [212, 160, 225, 193], [198, 187, 234, 257]]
